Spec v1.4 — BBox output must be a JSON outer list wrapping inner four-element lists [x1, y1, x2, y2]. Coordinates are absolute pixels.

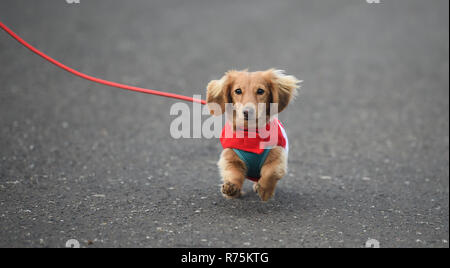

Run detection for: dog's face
[[228, 71, 272, 128], [207, 69, 300, 128]]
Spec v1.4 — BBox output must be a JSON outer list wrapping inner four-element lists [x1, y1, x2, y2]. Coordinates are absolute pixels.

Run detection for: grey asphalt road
[[0, 0, 448, 248]]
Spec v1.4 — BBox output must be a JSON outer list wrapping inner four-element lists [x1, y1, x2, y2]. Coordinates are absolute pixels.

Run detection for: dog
[[206, 69, 301, 201]]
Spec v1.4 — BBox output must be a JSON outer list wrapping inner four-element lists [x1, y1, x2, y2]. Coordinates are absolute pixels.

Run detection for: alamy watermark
[[365, 238, 380, 248], [65, 239, 80, 248]]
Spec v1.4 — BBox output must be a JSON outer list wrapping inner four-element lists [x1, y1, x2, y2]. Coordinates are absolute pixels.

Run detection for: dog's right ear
[[206, 79, 225, 115], [206, 71, 235, 116]]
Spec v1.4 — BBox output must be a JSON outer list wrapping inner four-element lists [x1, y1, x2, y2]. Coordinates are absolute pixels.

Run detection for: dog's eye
[[235, 88, 242, 95], [257, 88, 265, 95]]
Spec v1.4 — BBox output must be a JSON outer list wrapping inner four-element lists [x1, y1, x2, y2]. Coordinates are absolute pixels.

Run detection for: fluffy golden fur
[[207, 69, 300, 201]]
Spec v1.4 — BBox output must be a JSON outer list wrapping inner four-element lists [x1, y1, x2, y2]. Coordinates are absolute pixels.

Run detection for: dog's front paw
[[254, 183, 275, 202], [221, 182, 241, 199]]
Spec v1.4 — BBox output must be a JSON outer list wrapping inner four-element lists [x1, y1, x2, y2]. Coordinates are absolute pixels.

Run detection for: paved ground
[[0, 0, 448, 248]]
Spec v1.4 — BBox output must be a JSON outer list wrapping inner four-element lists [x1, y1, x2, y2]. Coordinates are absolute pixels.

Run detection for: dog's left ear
[[263, 69, 301, 114]]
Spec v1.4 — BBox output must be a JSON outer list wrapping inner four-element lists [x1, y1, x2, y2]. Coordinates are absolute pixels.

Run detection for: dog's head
[[206, 69, 301, 128]]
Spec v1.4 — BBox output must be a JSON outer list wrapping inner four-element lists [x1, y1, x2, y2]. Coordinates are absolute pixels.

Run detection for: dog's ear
[[206, 71, 236, 116], [264, 69, 301, 114]]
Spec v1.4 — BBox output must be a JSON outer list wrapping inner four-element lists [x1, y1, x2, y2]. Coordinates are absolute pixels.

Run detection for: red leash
[[0, 21, 206, 105]]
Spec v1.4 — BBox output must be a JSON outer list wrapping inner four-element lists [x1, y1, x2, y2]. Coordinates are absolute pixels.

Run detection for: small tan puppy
[[206, 69, 300, 201]]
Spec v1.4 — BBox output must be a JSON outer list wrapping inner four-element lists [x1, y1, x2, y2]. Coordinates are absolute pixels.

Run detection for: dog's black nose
[[243, 107, 254, 120], [243, 110, 249, 119]]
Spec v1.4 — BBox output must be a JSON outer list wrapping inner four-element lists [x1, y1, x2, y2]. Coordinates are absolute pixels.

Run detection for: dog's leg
[[255, 146, 287, 201], [218, 148, 246, 199]]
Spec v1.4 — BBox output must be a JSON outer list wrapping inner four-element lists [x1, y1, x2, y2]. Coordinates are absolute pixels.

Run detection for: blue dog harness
[[232, 148, 271, 181]]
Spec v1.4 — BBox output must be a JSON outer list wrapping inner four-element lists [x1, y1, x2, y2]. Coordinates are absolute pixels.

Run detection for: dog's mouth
[[242, 116, 260, 127]]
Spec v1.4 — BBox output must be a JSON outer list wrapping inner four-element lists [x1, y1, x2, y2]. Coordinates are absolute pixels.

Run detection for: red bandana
[[220, 118, 288, 154]]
